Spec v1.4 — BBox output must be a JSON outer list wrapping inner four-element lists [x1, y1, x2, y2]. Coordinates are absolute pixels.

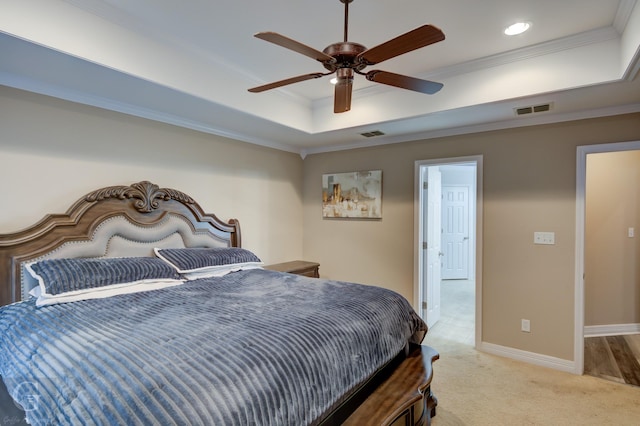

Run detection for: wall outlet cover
[[534, 232, 555, 245]]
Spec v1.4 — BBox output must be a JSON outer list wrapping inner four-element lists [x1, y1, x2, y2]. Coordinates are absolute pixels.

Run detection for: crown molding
[[614, 0, 638, 33], [301, 103, 640, 157], [0, 71, 302, 155]]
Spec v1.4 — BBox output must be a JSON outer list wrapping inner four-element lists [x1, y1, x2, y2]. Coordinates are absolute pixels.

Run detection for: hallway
[[425, 279, 475, 346]]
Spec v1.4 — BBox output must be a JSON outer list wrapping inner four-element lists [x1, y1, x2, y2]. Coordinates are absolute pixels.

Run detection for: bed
[[0, 180, 438, 425]]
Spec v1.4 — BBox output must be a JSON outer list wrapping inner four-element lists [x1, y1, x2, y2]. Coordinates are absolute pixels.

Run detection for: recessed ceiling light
[[504, 22, 531, 36]]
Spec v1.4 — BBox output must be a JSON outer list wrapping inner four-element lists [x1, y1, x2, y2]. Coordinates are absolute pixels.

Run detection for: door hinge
[[422, 241, 428, 249], [422, 301, 427, 309], [423, 181, 428, 190]]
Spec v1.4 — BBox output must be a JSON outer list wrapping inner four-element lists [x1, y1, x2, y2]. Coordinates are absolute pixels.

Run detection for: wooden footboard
[[343, 345, 439, 426]]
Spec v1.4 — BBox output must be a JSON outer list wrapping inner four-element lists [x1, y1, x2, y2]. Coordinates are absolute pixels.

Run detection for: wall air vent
[[514, 102, 553, 116], [360, 130, 385, 138]]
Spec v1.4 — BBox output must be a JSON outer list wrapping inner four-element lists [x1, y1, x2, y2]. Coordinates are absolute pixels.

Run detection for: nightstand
[[264, 260, 320, 278]]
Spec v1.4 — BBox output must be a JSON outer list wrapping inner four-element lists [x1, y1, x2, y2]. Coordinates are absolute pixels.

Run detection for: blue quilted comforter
[[0, 269, 427, 425]]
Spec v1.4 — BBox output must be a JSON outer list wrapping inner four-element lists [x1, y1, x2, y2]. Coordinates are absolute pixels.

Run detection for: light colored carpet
[[423, 280, 640, 425]]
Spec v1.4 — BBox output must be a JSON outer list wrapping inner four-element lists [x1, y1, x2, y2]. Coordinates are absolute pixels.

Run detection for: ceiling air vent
[[360, 130, 385, 138], [514, 102, 553, 116]]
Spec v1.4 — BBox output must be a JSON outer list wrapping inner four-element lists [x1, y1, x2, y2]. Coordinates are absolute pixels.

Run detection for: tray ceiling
[[1, 0, 639, 156]]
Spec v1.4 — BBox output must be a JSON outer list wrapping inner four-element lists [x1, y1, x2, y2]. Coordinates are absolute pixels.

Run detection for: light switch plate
[[534, 231, 555, 245]]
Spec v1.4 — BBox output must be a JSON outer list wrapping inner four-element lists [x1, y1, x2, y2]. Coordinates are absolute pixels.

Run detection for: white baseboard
[[584, 323, 640, 337], [477, 342, 576, 374]]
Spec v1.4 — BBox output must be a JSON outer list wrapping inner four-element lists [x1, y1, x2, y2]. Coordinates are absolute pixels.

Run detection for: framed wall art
[[322, 170, 382, 219]]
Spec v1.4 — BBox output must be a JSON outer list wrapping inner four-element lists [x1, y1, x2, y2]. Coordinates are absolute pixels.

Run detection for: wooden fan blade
[[357, 24, 445, 66], [366, 70, 443, 94], [254, 32, 336, 63], [334, 78, 353, 113], [248, 73, 327, 93]]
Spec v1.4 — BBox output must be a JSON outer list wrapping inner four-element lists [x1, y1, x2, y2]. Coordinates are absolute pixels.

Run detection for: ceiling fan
[[248, 0, 445, 113]]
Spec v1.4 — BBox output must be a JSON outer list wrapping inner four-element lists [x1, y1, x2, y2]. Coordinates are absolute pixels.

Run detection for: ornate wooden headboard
[[0, 181, 241, 305]]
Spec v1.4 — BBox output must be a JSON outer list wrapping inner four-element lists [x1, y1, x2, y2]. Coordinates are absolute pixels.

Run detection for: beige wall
[[303, 114, 640, 360], [0, 86, 304, 264], [3, 84, 640, 362], [585, 150, 640, 326]]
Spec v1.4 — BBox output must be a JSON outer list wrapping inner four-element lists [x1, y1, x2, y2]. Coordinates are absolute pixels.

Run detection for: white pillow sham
[[31, 279, 184, 307]]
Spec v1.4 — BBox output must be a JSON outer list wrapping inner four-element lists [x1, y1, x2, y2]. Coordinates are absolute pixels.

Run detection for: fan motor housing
[[322, 42, 368, 71]]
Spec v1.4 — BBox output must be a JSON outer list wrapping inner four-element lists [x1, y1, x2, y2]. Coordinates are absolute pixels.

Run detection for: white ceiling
[[1, 0, 639, 156]]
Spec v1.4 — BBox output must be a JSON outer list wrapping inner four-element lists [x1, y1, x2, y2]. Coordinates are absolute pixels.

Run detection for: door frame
[[414, 155, 483, 348], [574, 139, 640, 374]]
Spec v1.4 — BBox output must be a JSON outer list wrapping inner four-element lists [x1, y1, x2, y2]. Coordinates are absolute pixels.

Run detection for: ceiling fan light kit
[[248, 0, 445, 113]]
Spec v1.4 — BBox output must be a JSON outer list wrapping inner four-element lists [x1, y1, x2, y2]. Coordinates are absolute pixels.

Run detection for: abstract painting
[[322, 170, 382, 218]]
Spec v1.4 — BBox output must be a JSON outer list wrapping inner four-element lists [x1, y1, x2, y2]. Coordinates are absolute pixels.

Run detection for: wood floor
[[428, 280, 640, 389], [584, 334, 640, 387]]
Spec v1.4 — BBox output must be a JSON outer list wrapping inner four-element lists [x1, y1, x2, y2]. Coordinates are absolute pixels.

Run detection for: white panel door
[[442, 186, 470, 280], [424, 167, 442, 328]]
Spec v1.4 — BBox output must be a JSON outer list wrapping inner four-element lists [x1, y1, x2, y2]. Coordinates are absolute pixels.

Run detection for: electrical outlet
[[521, 319, 531, 333]]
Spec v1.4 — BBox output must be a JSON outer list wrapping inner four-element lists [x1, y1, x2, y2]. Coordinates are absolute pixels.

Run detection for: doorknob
[[463, 237, 469, 240]]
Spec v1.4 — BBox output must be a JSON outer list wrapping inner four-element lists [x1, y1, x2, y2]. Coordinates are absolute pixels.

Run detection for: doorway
[[575, 140, 640, 374], [415, 156, 482, 347]]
